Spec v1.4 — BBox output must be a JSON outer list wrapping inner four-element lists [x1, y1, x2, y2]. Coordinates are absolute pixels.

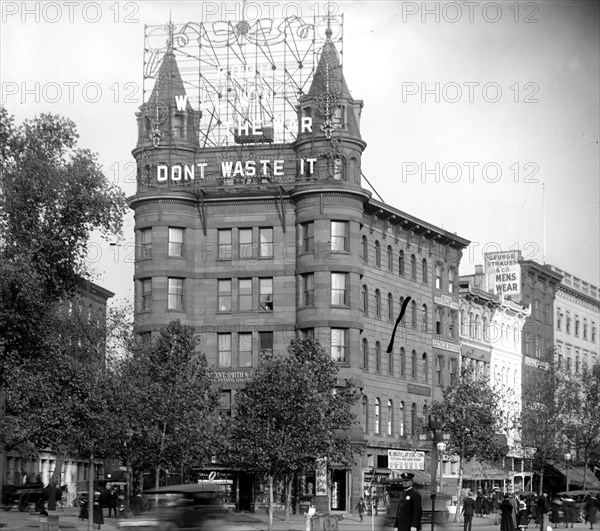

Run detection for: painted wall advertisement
[[388, 450, 425, 470], [484, 250, 522, 296]]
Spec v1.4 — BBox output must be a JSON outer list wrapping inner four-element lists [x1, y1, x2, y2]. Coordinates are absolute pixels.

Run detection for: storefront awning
[[462, 459, 509, 480], [554, 465, 600, 489]]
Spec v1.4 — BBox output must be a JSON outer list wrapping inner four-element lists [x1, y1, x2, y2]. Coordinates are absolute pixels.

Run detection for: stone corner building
[[129, 27, 469, 512]]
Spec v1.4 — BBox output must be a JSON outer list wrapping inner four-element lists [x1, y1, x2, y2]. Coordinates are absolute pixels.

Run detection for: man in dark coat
[[462, 491, 476, 531], [394, 472, 422, 531]]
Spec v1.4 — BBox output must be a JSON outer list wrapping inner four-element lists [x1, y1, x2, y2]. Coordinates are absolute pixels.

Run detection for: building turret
[[294, 24, 366, 185], [132, 43, 200, 188]]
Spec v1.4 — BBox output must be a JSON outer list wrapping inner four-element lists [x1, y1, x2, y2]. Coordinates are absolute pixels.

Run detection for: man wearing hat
[[394, 472, 422, 531]]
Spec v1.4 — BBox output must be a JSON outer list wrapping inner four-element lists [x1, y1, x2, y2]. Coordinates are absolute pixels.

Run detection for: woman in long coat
[[500, 495, 514, 531]]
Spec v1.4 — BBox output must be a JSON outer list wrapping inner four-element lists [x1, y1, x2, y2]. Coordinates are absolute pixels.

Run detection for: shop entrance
[[330, 470, 347, 511]]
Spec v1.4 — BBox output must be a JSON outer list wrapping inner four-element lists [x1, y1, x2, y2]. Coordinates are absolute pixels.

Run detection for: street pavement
[[0, 508, 593, 531]]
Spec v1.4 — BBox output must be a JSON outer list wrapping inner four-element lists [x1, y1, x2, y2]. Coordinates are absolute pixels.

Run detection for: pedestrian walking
[[536, 491, 551, 531], [586, 493, 600, 530], [476, 491, 483, 517], [394, 472, 422, 531], [107, 487, 118, 517], [356, 498, 366, 522], [518, 501, 529, 531], [92, 492, 104, 530], [461, 491, 475, 531], [500, 494, 514, 531], [510, 493, 519, 531], [483, 494, 490, 517]]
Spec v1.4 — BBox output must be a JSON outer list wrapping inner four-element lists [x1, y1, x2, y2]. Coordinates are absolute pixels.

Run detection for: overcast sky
[[2, 1, 598, 303]]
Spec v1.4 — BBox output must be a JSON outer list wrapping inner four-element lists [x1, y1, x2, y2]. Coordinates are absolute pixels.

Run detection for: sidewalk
[[1, 508, 590, 531]]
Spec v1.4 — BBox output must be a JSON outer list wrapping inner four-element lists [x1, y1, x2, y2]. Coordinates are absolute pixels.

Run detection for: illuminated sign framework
[[143, 15, 344, 148]]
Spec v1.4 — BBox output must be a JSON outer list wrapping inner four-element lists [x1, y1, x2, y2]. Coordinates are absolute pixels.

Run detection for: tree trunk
[[284, 473, 293, 521], [88, 445, 94, 531], [48, 455, 64, 510], [583, 446, 589, 490], [454, 456, 464, 523], [268, 474, 274, 531], [0, 383, 6, 528]]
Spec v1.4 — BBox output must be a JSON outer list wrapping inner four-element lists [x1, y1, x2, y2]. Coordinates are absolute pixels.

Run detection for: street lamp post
[[564, 453, 571, 493], [437, 442, 447, 496]]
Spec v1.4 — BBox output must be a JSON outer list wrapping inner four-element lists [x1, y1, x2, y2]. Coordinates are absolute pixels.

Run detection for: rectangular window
[[219, 390, 232, 418], [301, 222, 314, 253], [167, 278, 184, 310], [299, 328, 315, 339], [436, 356, 443, 386], [218, 229, 232, 260], [238, 332, 253, 367], [141, 278, 152, 311], [217, 333, 232, 367], [238, 228, 253, 260], [330, 221, 348, 252], [168, 227, 184, 257], [218, 279, 232, 312], [302, 273, 314, 306], [331, 328, 347, 362], [259, 278, 273, 311], [331, 272, 348, 306], [259, 331, 273, 355], [238, 278, 252, 311], [259, 227, 274, 258], [140, 228, 152, 259]]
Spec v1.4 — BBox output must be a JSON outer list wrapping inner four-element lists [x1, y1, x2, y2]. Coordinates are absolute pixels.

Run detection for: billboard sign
[[388, 450, 425, 470], [484, 250, 521, 296]]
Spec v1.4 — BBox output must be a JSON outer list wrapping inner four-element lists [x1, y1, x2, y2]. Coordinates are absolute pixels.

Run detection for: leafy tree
[[519, 351, 570, 493], [429, 366, 508, 519], [225, 338, 360, 531], [559, 361, 600, 489], [0, 108, 127, 516], [111, 321, 222, 491]]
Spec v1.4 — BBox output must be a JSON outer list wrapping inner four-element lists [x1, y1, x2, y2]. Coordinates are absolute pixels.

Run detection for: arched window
[[422, 304, 428, 331], [362, 338, 369, 371], [375, 241, 381, 267], [436, 264, 443, 290], [361, 236, 368, 262], [483, 316, 489, 340], [411, 350, 417, 379], [411, 403, 417, 435], [375, 341, 381, 372], [400, 347, 406, 376], [399, 251, 405, 276], [535, 335, 541, 357], [361, 285, 368, 314], [362, 396, 368, 433], [557, 309, 563, 330], [387, 400, 393, 436], [388, 293, 394, 321], [422, 353, 428, 382], [422, 259, 428, 284], [474, 315, 481, 339], [375, 289, 381, 318], [399, 401, 405, 436], [461, 310, 467, 336], [387, 246, 393, 271], [374, 398, 381, 435], [411, 300, 417, 328], [411, 255, 417, 280], [436, 307, 443, 335], [469, 312, 474, 337], [388, 347, 394, 374], [422, 404, 428, 424]]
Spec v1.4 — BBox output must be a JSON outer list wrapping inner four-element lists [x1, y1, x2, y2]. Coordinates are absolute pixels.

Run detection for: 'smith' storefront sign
[[213, 370, 252, 383], [388, 450, 425, 471]]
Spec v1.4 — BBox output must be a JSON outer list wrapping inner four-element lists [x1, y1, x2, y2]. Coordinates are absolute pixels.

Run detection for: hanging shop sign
[[388, 450, 425, 471]]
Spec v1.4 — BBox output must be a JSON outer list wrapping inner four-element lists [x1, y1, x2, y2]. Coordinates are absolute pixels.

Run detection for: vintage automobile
[[117, 484, 232, 530]]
